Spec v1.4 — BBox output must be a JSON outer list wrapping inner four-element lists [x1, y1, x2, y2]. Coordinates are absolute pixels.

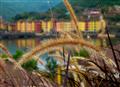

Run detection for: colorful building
[[21, 21, 26, 32], [88, 21, 95, 31], [31, 21, 35, 32], [78, 22, 86, 31], [1, 15, 106, 33], [41, 21, 47, 32], [63, 22, 73, 32], [26, 21, 32, 32], [0, 17, 4, 29], [35, 21, 42, 33], [17, 20, 22, 32], [47, 21, 53, 32], [0, 17, 7, 30], [56, 22, 64, 32], [8, 23, 16, 31]]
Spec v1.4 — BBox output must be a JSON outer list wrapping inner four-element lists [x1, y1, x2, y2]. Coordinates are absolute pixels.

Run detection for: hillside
[[2, 0, 120, 21], [49, 0, 120, 20], [0, 0, 61, 20]]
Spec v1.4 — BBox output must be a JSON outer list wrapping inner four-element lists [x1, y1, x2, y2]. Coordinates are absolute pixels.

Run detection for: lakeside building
[[0, 16, 8, 30], [1, 20, 106, 33], [0, 9, 106, 33]]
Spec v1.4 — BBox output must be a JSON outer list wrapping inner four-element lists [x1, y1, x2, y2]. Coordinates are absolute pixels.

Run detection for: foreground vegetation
[[0, 0, 120, 86], [0, 35, 120, 87]]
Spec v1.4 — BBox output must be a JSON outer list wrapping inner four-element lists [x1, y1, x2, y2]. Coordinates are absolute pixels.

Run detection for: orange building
[[56, 22, 64, 32]]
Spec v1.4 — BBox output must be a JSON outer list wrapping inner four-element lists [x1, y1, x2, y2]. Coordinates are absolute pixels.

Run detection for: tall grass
[[0, 37, 119, 87], [0, 44, 12, 58], [17, 38, 100, 65]]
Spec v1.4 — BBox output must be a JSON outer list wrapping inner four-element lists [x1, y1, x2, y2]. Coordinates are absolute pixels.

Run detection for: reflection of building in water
[[16, 39, 40, 48]]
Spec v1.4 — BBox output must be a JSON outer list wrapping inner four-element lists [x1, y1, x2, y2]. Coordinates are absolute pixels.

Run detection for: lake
[[0, 38, 120, 54]]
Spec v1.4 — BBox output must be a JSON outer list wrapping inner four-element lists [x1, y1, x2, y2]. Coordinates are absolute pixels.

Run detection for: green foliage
[[13, 50, 23, 60], [12, 50, 38, 71], [1, 54, 8, 58], [106, 15, 120, 22], [22, 59, 38, 72], [74, 48, 90, 58], [45, 57, 58, 79]]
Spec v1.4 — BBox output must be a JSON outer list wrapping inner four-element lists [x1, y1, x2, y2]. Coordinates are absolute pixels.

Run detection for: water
[[0, 38, 120, 54], [0, 38, 41, 54]]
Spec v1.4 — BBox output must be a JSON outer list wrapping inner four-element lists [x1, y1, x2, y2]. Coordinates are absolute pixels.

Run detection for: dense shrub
[[1, 54, 8, 58], [13, 50, 23, 60], [22, 59, 38, 71]]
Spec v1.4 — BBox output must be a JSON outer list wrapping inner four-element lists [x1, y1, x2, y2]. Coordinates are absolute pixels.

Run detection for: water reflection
[[0, 38, 41, 54], [0, 38, 119, 54]]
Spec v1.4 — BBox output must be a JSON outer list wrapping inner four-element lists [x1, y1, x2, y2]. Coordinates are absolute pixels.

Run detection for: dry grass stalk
[[0, 44, 12, 58], [18, 38, 100, 65]]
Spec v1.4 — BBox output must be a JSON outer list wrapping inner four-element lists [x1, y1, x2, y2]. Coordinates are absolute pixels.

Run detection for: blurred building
[[1, 9, 106, 33]]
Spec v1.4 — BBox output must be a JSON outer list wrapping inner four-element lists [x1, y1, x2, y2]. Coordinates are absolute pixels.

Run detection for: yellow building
[[41, 21, 47, 32], [62, 22, 72, 32], [78, 22, 85, 31], [0, 17, 4, 29], [8, 24, 12, 31], [94, 21, 101, 32], [26, 21, 32, 32], [47, 21, 53, 32], [21, 21, 26, 32], [31, 21, 35, 32], [88, 21, 95, 31], [17, 21, 22, 32]]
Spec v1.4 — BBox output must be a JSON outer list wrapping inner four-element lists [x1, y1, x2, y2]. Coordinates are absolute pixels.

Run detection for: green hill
[[10, 0, 120, 21], [49, 0, 120, 20], [0, 0, 61, 20]]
